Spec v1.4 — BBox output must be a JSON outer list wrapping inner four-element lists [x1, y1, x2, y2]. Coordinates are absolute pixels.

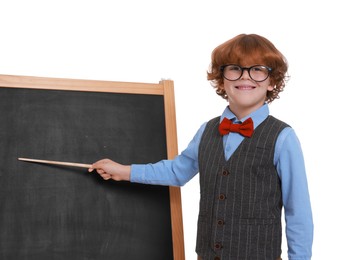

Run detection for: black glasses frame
[[220, 64, 272, 82]]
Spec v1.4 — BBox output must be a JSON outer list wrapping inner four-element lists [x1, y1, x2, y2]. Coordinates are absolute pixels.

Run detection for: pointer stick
[[18, 158, 92, 169]]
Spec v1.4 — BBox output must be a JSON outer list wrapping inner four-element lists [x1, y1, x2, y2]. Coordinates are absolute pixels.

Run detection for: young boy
[[89, 34, 313, 260]]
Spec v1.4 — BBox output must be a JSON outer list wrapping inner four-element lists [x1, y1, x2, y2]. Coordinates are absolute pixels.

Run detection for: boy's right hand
[[88, 159, 131, 181]]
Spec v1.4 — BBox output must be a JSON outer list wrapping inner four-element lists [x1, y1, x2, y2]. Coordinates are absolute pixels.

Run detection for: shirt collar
[[220, 103, 270, 129]]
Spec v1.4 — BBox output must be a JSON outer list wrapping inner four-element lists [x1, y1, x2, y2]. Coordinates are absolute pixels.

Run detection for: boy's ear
[[267, 85, 275, 91]]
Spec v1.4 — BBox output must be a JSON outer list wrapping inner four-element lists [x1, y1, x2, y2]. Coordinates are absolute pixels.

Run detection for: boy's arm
[[130, 123, 207, 186], [275, 128, 314, 260]]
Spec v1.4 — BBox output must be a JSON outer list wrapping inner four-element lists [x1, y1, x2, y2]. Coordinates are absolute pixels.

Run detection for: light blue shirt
[[131, 104, 313, 260]]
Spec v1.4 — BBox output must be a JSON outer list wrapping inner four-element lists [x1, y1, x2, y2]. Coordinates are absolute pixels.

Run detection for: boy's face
[[222, 64, 274, 118]]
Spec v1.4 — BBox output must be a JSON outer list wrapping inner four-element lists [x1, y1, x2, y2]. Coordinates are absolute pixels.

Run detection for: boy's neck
[[229, 103, 265, 120]]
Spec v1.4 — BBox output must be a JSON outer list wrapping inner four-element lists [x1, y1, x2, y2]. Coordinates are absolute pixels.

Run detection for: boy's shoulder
[[267, 115, 291, 128]]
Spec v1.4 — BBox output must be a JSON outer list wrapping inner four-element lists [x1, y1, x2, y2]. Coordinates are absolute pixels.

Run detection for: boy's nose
[[240, 69, 251, 79]]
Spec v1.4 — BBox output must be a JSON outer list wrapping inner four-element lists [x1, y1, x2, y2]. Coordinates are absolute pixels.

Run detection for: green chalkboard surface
[[0, 75, 184, 260]]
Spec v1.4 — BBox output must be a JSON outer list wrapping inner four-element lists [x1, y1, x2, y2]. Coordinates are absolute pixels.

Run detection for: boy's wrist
[[123, 165, 131, 181]]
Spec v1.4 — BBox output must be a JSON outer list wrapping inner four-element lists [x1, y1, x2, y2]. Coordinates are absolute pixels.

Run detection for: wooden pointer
[[18, 157, 92, 169]]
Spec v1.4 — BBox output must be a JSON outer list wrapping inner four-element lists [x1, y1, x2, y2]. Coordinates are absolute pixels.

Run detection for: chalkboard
[[0, 75, 184, 260]]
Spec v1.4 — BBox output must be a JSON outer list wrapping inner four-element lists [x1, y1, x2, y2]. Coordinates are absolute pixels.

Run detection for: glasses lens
[[222, 65, 242, 81], [249, 66, 270, 82]]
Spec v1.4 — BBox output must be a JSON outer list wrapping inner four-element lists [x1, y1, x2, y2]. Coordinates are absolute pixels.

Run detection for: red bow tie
[[218, 117, 254, 137]]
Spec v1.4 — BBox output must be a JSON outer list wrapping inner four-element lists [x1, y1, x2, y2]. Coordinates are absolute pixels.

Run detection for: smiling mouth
[[236, 85, 255, 90]]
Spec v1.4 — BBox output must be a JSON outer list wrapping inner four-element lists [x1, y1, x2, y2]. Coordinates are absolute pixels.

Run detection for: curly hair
[[207, 34, 288, 103]]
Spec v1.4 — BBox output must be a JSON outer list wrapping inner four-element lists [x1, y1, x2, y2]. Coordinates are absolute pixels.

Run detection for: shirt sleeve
[[130, 123, 206, 186], [274, 127, 314, 260]]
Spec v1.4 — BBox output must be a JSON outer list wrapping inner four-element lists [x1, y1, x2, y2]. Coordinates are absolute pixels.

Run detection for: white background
[[1, 0, 353, 259]]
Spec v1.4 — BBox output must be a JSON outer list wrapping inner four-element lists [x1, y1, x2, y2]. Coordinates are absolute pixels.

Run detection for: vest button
[[218, 194, 226, 200], [222, 170, 229, 176], [214, 243, 222, 249], [217, 219, 225, 226]]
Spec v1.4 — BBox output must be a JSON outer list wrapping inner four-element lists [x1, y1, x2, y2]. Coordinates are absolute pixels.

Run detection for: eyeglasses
[[220, 64, 272, 82]]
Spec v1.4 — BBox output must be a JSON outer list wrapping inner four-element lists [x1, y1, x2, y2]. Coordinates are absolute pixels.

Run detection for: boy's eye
[[251, 66, 267, 72], [252, 67, 262, 72]]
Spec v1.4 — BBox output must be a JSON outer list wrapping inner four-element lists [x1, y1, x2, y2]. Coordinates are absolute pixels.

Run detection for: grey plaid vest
[[196, 115, 289, 260]]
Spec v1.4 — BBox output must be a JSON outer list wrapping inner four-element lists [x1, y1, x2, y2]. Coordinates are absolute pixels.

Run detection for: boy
[[89, 34, 313, 260]]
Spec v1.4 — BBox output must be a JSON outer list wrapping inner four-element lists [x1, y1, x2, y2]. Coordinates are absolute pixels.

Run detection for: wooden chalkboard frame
[[0, 74, 185, 260]]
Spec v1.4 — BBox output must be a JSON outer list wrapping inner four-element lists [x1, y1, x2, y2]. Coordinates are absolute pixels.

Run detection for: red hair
[[207, 34, 288, 102]]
